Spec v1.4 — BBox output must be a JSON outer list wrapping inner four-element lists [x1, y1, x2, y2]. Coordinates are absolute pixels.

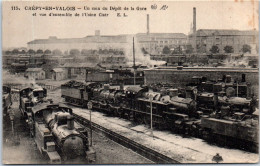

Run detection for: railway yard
[[2, 1, 259, 164], [3, 80, 259, 164]]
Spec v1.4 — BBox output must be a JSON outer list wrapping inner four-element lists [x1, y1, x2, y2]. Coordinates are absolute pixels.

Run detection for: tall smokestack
[[193, 7, 197, 53], [193, 8, 196, 33], [147, 14, 150, 35]]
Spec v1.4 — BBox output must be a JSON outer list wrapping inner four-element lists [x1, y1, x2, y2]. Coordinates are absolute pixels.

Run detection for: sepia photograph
[[2, 0, 259, 164]]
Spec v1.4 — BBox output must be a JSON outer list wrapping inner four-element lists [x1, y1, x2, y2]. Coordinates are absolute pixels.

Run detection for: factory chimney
[[147, 14, 150, 35], [193, 7, 197, 53], [193, 7, 196, 33]]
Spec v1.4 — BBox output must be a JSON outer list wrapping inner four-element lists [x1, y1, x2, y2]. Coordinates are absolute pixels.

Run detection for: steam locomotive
[[60, 74, 258, 152], [3, 85, 12, 116], [19, 86, 47, 122], [19, 86, 95, 163], [30, 102, 95, 163]]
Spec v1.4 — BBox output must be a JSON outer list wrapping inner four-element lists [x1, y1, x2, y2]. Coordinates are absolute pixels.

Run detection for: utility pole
[[149, 94, 153, 137], [133, 37, 136, 85], [87, 101, 93, 146]]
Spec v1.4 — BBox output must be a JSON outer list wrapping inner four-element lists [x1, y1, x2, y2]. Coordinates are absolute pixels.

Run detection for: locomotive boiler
[[30, 102, 96, 163]]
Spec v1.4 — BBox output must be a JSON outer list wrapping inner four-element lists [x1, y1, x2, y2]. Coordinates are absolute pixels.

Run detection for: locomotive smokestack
[[147, 14, 150, 35], [169, 89, 178, 97], [67, 115, 74, 130]]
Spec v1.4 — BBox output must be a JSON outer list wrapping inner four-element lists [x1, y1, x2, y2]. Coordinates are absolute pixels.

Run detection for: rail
[[72, 113, 180, 164]]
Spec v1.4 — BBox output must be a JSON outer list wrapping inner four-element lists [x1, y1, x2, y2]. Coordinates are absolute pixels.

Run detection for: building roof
[[26, 68, 43, 72], [52, 68, 64, 73], [192, 29, 258, 37], [136, 33, 187, 41], [62, 62, 98, 68], [28, 35, 129, 45]]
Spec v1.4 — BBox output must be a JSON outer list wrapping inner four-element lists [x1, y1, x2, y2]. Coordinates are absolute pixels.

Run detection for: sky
[[2, 0, 259, 48]]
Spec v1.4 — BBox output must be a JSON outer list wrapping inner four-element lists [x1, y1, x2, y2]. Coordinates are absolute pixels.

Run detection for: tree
[[210, 45, 219, 54], [162, 46, 171, 54], [185, 44, 193, 54], [53, 49, 62, 55], [241, 44, 251, 53], [119, 51, 124, 55], [197, 45, 207, 53], [81, 49, 89, 55], [5, 50, 11, 55], [36, 49, 43, 54], [12, 49, 19, 54], [141, 48, 148, 54], [70, 49, 80, 56], [28, 49, 35, 54], [20, 50, 26, 54], [44, 49, 51, 54], [224, 45, 234, 53], [103, 49, 109, 54]]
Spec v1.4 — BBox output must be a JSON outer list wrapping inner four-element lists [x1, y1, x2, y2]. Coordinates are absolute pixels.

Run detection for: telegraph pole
[[87, 101, 93, 146], [133, 37, 136, 85], [149, 94, 153, 137]]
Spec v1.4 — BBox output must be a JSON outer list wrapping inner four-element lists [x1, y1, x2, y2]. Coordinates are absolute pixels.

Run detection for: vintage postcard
[[2, 0, 259, 164]]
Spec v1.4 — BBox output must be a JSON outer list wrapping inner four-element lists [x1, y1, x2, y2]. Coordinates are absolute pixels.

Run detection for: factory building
[[136, 33, 187, 54], [188, 8, 258, 54], [27, 30, 129, 53], [27, 31, 188, 55], [188, 29, 258, 54]]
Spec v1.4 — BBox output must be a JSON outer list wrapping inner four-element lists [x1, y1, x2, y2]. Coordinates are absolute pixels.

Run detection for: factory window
[[160, 41, 163, 43], [165, 41, 168, 44]]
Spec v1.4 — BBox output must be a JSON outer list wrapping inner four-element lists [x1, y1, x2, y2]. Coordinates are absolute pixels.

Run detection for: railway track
[[72, 113, 180, 164]]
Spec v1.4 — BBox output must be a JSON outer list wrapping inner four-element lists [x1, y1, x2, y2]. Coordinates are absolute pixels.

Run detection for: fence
[[3, 83, 60, 91]]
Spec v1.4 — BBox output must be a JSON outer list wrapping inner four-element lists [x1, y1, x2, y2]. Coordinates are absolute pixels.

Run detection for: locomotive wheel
[[135, 114, 144, 124], [117, 109, 123, 118], [126, 112, 132, 121], [114, 108, 119, 117], [144, 116, 150, 127], [82, 102, 87, 108], [157, 120, 166, 130], [202, 129, 211, 141], [108, 106, 113, 116]]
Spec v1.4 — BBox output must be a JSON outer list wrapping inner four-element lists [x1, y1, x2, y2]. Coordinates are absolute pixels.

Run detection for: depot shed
[[25, 68, 45, 80], [51, 68, 66, 81]]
